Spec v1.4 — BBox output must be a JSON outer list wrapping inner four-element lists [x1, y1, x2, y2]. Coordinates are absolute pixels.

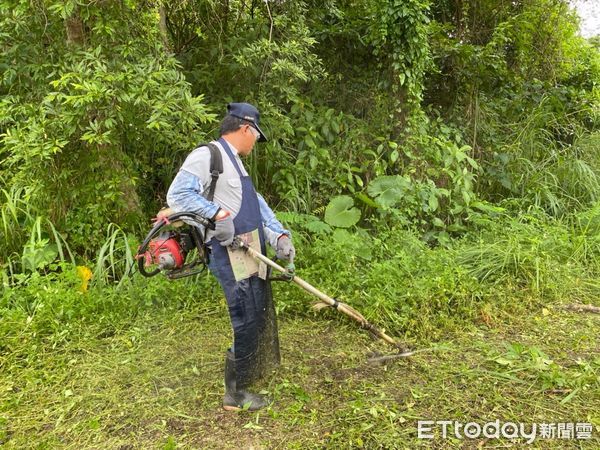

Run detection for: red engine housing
[[145, 233, 186, 270]]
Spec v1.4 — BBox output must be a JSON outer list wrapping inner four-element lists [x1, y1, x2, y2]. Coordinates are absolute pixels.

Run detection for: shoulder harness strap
[[202, 142, 223, 202]]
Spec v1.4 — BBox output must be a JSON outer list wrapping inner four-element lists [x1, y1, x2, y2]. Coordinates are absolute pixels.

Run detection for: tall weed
[[274, 225, 491, 339], [457, 211, 600, 301], [0, 185, 33, 272], [92, 224, 136, 288], [275, 211, 600, 339], [481, 93, 600, 216], [0, 262, 219, 357], [0, 185, 74, 280]]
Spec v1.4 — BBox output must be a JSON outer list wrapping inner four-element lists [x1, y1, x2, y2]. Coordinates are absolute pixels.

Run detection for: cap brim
[[228, 111, 267, 142], [254, 124, 267, 142]]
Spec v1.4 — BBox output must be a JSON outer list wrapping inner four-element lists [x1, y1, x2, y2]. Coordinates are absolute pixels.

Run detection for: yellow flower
[[76, 266, 93, 292]]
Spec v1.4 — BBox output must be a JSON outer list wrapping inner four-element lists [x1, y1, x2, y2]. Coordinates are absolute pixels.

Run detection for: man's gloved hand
[[276, 235, 295, 261], [213, 209, 235, 246]]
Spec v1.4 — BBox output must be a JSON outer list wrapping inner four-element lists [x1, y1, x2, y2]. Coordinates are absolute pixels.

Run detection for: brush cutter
[[136, 211, 411, 354]]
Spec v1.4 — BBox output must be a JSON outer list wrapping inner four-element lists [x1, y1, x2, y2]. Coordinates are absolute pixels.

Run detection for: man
[[166, 103, 295, 411]]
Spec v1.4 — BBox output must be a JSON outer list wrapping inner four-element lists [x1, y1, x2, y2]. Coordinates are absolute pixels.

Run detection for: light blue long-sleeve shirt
[[166, 141, 290, 249]]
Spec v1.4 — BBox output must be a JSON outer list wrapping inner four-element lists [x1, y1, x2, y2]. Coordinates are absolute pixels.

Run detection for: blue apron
[[209, 138, 270, 387]]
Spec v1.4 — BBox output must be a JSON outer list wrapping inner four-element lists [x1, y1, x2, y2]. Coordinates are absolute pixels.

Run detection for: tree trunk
[[158, 5, 171, 52], [65, 10, 85, 46]]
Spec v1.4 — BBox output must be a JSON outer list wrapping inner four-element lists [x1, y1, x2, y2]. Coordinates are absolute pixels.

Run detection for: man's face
[[238, 124, 260, 156]]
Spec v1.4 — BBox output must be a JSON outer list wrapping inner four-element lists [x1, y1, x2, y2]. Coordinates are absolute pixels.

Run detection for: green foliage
[[21, 219, 61, 273], [276, 212, 332, 239], [0, 184, 75, 278], [0, 0, 214, 256], [489, 342, 599, 392], [263, 105, 349, 211], [274, 223, 485, 338], [0, 262, 217, 351], [471, 75, 600, 215], [1, 2, 599, 445], [572, 203, 600, 270], [92, 224, 136, 288], [367, 0, 432, 108], [274, 209, 600, 339], [365, 116, 485, 243], [456, 208, 600, 300], [324, 195, 361, 228], [1, 0, 599, 286], [426, 0, 600, 219]]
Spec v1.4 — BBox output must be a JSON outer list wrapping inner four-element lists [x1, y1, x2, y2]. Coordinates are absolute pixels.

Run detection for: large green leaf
[[367, 175, 411, 208], [324, 196, 360, 228], [22, 239, 58, 272]]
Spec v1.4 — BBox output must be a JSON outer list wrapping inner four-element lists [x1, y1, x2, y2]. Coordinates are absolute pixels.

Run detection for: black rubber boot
[[222, 351, 269, 412]]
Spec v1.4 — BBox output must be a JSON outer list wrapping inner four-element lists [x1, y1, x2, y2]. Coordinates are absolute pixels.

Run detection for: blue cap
[[227, 102, 267, 142]]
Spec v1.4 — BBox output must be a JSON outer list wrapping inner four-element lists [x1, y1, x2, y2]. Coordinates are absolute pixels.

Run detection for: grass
[[1, 211, 599, 448], [1, 289, 598, 449]]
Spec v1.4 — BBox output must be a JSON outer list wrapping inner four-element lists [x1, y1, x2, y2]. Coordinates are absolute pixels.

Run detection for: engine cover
[[147, 232, 185, 270]]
